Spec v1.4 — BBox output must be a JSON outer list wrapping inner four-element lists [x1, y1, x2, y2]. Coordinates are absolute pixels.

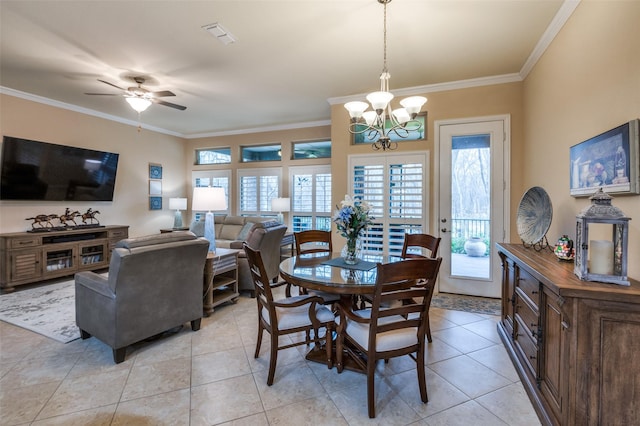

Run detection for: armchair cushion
[[261, 294, 335, 329]]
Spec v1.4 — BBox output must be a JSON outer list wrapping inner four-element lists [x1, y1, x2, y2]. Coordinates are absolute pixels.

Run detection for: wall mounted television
[[0, 136, 119, 201]]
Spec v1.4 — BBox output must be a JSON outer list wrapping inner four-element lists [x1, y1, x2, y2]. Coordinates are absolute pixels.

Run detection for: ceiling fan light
[[126, 96, 151, 112], [399, 96, 427, 116], [366, 91, 394, 111], [344, 101, 369, 119]]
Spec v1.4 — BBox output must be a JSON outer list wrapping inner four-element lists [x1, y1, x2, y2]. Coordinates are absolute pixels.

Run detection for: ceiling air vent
[[202, 23, 237, 45]]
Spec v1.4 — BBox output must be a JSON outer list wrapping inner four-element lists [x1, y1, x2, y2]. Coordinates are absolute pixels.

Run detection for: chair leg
[[254, 323, 264, 359], [426, 316, 432, 343], [80, 329, 91, 340], [367, 358, 377, 418], [325, 324, 333, 369], [336, 324, 344, 373], [113, 347, 126, 364], [417, 346, 429, 403], [267, 332, 279, 386], [191, 318, 202, 331]]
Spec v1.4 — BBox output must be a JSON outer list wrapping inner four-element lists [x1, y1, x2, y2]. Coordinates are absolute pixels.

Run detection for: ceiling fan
[[85, 77, 187, 111]]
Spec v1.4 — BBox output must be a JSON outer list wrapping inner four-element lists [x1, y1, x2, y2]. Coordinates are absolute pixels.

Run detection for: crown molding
[[184, 120, 331, 139]]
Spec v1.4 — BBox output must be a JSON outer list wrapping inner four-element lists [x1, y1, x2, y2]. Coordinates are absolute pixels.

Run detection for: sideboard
[[0, 225, 128, 292], [497, 243, 640, 426]]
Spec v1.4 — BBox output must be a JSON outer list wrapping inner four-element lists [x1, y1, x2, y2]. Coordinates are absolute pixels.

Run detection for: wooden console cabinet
[[203, 248, 240, 316], [497, 243, 640, 426], [0, 225, 128, 292]]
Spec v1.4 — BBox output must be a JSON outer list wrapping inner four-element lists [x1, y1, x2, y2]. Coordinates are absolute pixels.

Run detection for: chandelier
[[344, 0, 427, 151]]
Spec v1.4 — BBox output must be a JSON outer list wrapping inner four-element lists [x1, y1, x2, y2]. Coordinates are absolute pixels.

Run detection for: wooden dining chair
[[401, 233, 441, 259], [293, 230, 341, 305], [243, 243, 335, 385], [401, 232, 441, 342], [335, 257, 442, 418]]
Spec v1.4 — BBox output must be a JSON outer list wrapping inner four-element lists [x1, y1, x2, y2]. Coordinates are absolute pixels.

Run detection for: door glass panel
[[450, 134, 491, 279]]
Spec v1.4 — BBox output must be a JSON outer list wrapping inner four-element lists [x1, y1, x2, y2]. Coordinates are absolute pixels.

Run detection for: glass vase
[[341, 238, 361, 265]]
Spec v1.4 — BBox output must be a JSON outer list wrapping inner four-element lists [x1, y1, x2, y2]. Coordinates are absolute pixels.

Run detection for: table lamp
[[169, 197, 187, 229], [271, 197, 290, 225], [192, 187, 227, 252]]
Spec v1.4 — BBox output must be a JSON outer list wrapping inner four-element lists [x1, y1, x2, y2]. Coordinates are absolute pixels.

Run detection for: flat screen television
[[0, 136, 119, 201]]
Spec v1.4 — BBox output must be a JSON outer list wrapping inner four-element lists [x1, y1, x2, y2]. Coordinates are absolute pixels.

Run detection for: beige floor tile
[[67, 346, 134, 378], [254, 360, 327, 411], [120, 356, 191, 401], [466, 344, 520, 382], [429, 355, 512, 399], [424, 337, 463, 364], [128, 329, 193, 365], [0, 352, 80, 388], [266, 395, 349, 425], [475, 382, 541, 426], [192, 346, 252, 386], [431, 326, 495, 354], [31, 404, 116, 425], [218, 412, 270, 426], [37, 369, 130, 419], [190, 374, 263, 426], [461, 318, 502, 343], [429, 308, 486, 326], [422, 400, 507, 425], [0, 381, 59, 425], [113, 388, 191, 426]]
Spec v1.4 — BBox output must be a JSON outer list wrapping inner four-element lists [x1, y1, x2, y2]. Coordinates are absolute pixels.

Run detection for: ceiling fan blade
[[152, 99, 187, 111], [151, 90, 175, 98], [84, 92, 121, 96], [97, 79, 126, 91]]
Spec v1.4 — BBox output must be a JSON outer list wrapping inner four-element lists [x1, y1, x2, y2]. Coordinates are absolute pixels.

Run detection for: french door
[[436, 116, 510, 298]]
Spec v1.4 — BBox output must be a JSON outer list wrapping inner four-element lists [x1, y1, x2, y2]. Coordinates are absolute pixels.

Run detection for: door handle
[[441, 228, 448, 233]]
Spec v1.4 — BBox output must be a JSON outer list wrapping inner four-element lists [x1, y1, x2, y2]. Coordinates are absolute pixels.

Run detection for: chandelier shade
[[344, 0, 427, 151]]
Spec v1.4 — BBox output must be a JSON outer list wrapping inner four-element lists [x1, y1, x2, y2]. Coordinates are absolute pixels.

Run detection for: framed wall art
[[149, 196, 162, 210], [149, 163, 163, 179], [569, 119, 639, 197], [149, 180, 162, 196]]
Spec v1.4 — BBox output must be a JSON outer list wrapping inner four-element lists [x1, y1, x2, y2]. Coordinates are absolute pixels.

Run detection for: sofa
[[190, 216, 288, 295], [75, 232, 209, 363]]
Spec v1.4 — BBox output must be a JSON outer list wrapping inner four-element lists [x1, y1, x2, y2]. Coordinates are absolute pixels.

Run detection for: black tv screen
[[0, 136, 119, 201]]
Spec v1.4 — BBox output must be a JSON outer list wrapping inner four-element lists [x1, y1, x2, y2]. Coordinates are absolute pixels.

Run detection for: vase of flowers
[[333, 195, 374, 265]]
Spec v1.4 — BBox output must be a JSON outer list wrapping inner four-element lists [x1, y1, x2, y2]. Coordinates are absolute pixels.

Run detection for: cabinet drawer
[[9, 237, 40, 249], [109, 229, 128, 239], [515, 314, 538, 376], [517, 267, 540, 308], [515, 290, 539, 341]]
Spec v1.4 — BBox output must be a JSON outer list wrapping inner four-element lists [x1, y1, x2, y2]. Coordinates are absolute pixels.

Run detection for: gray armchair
[[232, 221, 287, 296], [75, 232, 209, 363]]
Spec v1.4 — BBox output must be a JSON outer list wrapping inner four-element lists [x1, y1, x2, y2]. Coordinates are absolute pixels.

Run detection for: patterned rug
[[431, 293, 501, 316], [0, 279, 79, 343]]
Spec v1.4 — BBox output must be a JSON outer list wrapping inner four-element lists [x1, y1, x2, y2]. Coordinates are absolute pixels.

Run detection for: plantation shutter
[[238, 168, 282, 216], [290, 165, 332, 231]]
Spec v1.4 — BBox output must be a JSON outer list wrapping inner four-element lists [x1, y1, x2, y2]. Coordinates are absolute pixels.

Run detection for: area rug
[[431, 293, 501, 316], [0, 279, 79, 343]]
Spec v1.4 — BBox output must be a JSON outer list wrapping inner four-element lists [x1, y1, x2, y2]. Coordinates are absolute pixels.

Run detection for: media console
[[0, 225, 128, 292]]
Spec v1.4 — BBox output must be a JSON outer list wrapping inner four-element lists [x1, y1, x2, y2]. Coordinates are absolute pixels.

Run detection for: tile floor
[[0, 287, 541, 426]]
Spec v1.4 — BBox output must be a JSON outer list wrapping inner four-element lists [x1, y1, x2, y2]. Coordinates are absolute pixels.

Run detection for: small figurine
[[59, 208, 80, 227], [25, 214, 58, 230], [554, 235, 575, 261], [81, 208, 100, 225]]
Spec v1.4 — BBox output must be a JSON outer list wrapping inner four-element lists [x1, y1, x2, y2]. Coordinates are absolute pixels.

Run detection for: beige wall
[[0, 95, 187, 236], [523, 0, 640, 279], [330, 82, 524, 241]]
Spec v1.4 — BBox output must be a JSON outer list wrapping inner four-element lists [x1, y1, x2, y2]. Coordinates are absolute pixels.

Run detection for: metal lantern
[[575, 188, 630, 286]]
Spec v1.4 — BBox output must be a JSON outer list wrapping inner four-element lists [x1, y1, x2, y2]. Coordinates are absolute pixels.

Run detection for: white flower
[[340, 194, 354, 208]]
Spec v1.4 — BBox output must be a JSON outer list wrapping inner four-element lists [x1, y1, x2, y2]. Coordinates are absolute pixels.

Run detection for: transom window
[[195, 147, 231, 165], [291, 140, 331, 159], [240, 144, 282, 162], [352, 112, 427, 145]]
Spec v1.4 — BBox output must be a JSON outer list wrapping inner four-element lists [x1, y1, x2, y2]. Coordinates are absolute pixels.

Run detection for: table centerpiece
[[333, 195, 374, 265]]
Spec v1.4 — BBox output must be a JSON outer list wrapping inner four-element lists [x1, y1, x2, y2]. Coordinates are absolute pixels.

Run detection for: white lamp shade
[[362, 110, 378, 126], [399, 96, 427, 115], [366, 91, 394, 110], [125, 96, 151, 112], [271, 197, 290, 212], [392, 108, 411, 124], [192, 187, 227, 211], [169, 197, 187, 210], [344, 101, 369, 119]]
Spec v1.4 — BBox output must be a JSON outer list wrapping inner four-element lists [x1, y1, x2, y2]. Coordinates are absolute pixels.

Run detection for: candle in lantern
[[590, 240, 614, 275]]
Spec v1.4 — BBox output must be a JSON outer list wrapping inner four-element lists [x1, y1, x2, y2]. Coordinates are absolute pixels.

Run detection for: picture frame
[[149, 163, 163, 179], [149, 179, 162, 195], [570, 119, 639, 197], [352, 112, 427, 145], [149, 196, 162, 210]]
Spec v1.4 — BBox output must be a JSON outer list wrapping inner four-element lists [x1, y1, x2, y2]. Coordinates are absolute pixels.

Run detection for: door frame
[[433, 114, 511, 296]]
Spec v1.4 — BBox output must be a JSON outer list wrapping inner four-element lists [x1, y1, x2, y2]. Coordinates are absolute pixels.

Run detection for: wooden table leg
[[203, 256, 214, 316]]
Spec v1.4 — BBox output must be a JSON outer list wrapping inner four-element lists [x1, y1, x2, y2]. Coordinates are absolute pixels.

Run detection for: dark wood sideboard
[[0, 225, 128, 292], [497, 243, 640, 426]]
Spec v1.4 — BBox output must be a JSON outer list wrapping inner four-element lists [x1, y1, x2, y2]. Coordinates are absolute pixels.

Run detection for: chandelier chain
[[382, 0, 388, 72]]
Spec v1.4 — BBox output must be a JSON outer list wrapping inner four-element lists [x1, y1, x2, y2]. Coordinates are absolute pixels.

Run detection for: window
[[349, 152, 429, 256], [238, 167, 282, 216], [353, 112, 427, 145], [240, 144, 282, 162], [192, 170, 231, 220], [289, 165, 332, 232], [292, 139, 331, 159], [195, 147, 231, 165]]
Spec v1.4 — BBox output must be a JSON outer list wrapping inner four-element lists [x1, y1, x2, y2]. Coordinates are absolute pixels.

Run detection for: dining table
[[279, 251, 403, 371]]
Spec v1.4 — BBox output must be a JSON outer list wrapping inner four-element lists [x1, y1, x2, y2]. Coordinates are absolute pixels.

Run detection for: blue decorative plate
[[517, 186, 553, 245]]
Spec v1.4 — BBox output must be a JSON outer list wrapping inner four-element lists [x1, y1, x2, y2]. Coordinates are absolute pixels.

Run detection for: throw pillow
[[237, 222, 255, 240]]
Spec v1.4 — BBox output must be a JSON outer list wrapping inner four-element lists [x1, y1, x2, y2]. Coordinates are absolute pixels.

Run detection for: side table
[[203, 248, 241, 316]]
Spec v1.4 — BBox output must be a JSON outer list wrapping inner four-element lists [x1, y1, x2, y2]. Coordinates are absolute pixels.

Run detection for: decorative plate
[[517, 186, 553, 245]]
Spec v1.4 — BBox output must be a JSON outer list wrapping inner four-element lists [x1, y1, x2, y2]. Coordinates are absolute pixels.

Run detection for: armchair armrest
[[229, 240, 245, 250], [75, 271, 115, 300]]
